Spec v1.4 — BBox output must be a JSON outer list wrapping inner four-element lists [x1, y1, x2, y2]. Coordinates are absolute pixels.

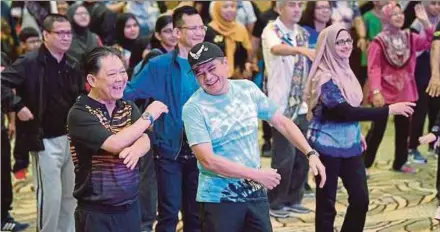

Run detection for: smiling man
[[67, 47, 168, 232], [182, 42, 326, 232], [123, 6, 206, 231]]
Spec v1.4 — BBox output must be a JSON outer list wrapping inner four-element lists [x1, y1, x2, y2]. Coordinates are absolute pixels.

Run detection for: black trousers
[[75, 201, 141, 232], [409, 82, 430, 149], [363, 113, 410, 170], [200, 201, 272, 232], [262, 121, 272, 143], [12, 122, 30, 172], [139, 145, 157, 231], [428, 97, 440, 149], [315, 155, 369, 232], [1, 130, 13, 222]]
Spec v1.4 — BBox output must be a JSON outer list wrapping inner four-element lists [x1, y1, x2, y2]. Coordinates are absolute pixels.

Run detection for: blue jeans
[[155, 152, 200, 232]]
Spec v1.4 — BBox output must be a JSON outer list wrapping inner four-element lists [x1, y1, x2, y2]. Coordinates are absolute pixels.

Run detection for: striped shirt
[[67, 95, 141, 209]]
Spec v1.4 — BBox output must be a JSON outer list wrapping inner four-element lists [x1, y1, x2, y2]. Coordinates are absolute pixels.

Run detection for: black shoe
[[261, 141, 271, 157], [304, 183, 312, 191], [1, 214, 29, 232]]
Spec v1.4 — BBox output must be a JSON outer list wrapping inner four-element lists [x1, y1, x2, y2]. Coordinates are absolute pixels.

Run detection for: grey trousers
[[35, 135, 76, 232], [268, 114, 309, 209]]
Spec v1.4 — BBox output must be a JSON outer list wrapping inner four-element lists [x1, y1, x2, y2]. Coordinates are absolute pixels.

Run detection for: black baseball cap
[[188, 42, 225, 71]]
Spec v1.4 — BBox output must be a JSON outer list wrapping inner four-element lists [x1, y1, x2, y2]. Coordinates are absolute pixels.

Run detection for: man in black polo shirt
[[1, 14, 84, 232], [67, 47, 168, 232]]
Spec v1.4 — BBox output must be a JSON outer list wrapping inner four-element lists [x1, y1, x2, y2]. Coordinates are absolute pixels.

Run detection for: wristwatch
[[141, 111, 155, 126], [306, 150, 319, 159], [432, 125, 440, 134]]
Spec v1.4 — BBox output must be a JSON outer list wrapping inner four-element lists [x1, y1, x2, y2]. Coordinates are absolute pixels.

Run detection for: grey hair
[[276, 1, 287, 10]]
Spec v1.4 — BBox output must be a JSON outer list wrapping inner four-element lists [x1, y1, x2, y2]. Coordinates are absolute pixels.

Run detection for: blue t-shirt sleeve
[[248, 81, 278, 121], [320, 80, 347, 109], [182, 103, 211, 147]]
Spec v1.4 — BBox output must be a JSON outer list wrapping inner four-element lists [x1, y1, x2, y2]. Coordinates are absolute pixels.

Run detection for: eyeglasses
[[178, 25, 207, 32], [335, 38, 353, 46], [49, 30, 72, 38], [315, 6, 331, 10], [74, 12, 89, 17], [26, 38, 42, 45]]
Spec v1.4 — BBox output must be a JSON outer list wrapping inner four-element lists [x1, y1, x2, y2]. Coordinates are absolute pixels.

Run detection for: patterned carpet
[[7, 123, 440, 232]]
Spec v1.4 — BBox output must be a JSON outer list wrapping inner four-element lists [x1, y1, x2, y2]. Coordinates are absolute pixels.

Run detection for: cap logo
[[189, 44, 208, 60]]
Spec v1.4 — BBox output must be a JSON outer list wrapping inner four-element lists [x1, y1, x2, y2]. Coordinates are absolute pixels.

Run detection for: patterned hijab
[[209, 1, 251, 76], [375, 2, 411, 68], [304, 24, 363, 120]]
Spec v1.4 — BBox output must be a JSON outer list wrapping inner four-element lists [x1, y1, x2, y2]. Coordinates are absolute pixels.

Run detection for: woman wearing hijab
[[408, 1, 440, 163], [205, 1, 256, 79], [363, 2, 434, 174], [304, 24, 415, 232], [66, 3, 101, 65], [114, 13, 149, 76]]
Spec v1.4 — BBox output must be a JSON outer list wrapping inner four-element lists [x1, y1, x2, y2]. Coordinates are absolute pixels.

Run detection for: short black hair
[[19, 27, 40, 42], [84, 46, 123, 76], [155, 14, 173, 33], [299, 1, 332, 30], [172, 5, 199, 28], [42, 13, 70, 32]]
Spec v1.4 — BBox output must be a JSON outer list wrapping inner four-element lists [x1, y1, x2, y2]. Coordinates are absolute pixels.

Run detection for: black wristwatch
[[432, 126, 440, 134], [141, 111, 155, 126], [306, 150, 319, 159]]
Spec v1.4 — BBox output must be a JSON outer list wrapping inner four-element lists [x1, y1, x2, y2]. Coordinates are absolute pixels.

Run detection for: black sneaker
[[1, 215, 29, 231], [261, 141, 271, 157]]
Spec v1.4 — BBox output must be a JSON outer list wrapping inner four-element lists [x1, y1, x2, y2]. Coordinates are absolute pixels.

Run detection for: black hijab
[[116, 13, 140, 51], [115, 13, 150, 76], [66, 3, 100, 65]]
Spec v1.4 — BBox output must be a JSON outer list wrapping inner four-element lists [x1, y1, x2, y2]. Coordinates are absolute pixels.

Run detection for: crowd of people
[[1, 1, 440, 232]]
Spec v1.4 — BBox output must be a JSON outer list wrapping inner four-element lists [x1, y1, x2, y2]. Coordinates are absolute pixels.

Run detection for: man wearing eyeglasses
[[124, 6, 205, 232], [261, 0, 315, 219], [1, 14, 85, 232]]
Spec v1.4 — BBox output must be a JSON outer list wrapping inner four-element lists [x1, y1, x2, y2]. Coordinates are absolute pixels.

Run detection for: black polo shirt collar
[[79, 95, 124, 119]]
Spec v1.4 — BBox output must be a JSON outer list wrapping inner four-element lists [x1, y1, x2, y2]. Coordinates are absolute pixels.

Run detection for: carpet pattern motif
[[9, 156, 439, 232]]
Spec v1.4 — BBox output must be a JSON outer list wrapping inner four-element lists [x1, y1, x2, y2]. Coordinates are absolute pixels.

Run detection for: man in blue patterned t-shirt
[[182, 42, 326, 232]]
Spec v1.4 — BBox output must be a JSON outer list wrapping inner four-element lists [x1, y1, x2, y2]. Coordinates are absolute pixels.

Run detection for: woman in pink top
[[363, 2, 434, 173]]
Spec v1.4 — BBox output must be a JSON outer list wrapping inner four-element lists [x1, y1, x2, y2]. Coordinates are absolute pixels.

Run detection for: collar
[[79, 94, 124, 111], [40, 44, 67, 65], [274, 17, 297, 35]]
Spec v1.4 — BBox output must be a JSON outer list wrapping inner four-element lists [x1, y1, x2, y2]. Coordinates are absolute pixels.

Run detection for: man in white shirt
[[261, 0, 315, 219]]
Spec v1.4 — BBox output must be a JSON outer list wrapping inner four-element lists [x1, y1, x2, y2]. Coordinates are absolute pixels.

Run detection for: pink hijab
[[375, 1, 411, 67], [304, 24, 363, 120]]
